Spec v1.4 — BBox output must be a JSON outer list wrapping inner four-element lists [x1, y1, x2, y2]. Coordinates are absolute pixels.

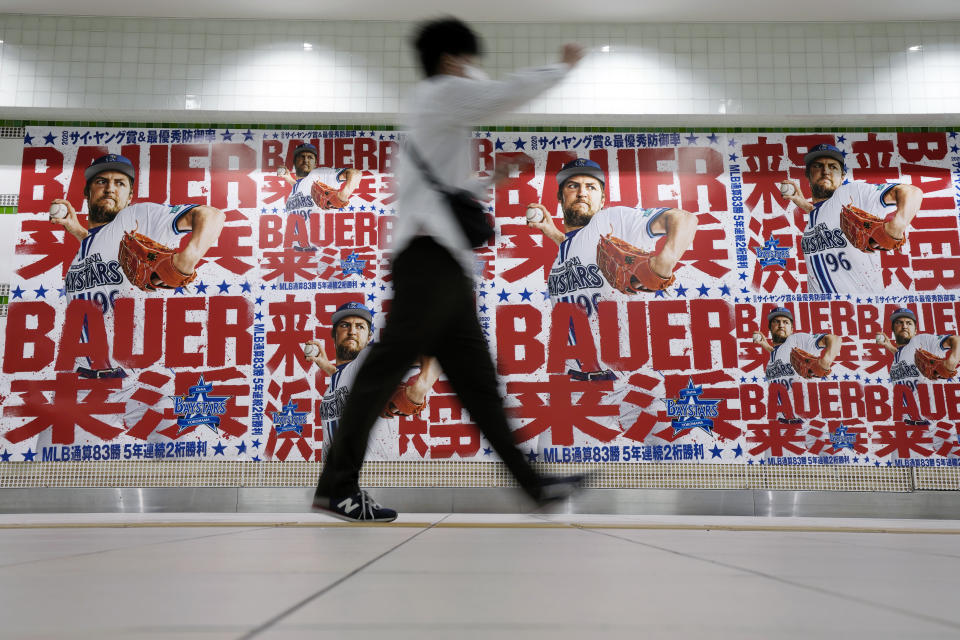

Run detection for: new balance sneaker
[[533, 472, 593, 508], [312, 490, 398, 523]]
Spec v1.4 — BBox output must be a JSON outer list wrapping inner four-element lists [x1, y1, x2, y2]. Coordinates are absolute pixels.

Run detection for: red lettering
[[496, 305, 545, 375], [3, 302, 56, 372], [165, 297, 206, 367]]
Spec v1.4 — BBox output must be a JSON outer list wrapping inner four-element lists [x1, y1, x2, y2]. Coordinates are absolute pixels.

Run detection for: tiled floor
[[1, 513, 959, 639]]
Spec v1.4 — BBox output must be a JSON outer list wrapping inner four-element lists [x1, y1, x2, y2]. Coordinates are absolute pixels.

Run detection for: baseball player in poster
[[752, 307, 841, 450], [526, 158, 697, 448], [278, 143, 361, 251], [792, 143, 922, 295], [47, 153, 224, 431], [304, 302, 441, 460]]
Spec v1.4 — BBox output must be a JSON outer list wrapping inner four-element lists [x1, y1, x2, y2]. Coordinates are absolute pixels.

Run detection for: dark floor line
[[578, 525, 960, 633], [237, 516, 447, 640], [0, 525, 270, 571]]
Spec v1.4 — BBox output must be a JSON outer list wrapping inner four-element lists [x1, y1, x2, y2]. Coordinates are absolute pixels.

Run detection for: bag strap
[[405, 141, 450, 194]]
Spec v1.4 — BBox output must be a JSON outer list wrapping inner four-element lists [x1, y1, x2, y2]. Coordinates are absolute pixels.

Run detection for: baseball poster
[[2, 126, 959, 467]]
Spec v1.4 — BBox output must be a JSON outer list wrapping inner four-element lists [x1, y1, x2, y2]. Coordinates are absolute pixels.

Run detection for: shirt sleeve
[[308, 167, 346, 186], [853, 181, 898, 212], [424, 63, 570, 125], [608, 206, 666, 252], [125, 202, 197, 245]]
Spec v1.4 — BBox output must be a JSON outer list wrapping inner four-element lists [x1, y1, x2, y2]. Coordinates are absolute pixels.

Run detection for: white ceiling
[[2, 0, 960, 22]]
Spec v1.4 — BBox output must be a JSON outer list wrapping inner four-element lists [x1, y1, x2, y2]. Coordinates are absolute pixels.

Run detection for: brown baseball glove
[[914, 348, 958, 380], [118, 230, 196, 291], [596, 233, 675, 293], [311, 180, 349, 210], [790, 347, 832, 378], [840, 203, 906, 253], [381, 383, 427, 418]]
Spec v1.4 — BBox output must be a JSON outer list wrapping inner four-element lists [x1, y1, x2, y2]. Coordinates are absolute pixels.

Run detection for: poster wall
[[3, 126, 960, 468]]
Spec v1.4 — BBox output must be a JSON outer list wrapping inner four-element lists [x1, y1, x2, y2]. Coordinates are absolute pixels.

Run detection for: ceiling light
[[601, 45, 611, 53], [908, 45, 922, 51], [303, 43, 313, 51]]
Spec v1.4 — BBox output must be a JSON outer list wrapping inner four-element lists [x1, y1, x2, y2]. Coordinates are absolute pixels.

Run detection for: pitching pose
[[304, 302, 440, 460], [794, 143, 922, 295], [279, 143, 361, 251], [878, 308, 959, 390]]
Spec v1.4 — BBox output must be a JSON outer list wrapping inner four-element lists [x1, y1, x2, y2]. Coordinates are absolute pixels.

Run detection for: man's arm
[[752, 331, 774, 354], [49, 198, 89, 241], [405, 356, 442, 405], [173, 205, 226, 274], [304, 340, 337, 375], [875, 333, 899, 355], [648, 208, 698, 279], [818, 334, 841, 370], [882, 184, 922, 241], [525, 203, 566, 246], [338, 169, 362, 200], [944, 335, 960, 371]]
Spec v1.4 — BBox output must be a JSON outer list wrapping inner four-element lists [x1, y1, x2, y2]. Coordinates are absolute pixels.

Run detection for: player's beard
[[335, 341, 363, 362], [810, 181, 836, 200], [87, 198, 124, 224], [295, 168, 309, 178], [894, 333, 912, 346], [771, 332, 788, 345], [563, 201, 596, 228]]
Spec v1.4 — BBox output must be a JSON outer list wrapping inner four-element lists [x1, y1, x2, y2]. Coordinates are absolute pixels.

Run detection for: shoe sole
[[310, 504, 398, 523]]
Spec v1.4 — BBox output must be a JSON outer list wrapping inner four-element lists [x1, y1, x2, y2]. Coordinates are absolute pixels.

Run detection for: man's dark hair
[[413, 18, 482, 77]]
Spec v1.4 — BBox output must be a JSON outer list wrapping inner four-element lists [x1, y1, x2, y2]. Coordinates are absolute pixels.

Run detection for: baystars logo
[[272, 401, 310, 435], [663, 378, 721, 435], [340, 252, 367, 276], [829, 424, 858, 451], [754, 237, 791, 268], [169, 376, 232, 434]]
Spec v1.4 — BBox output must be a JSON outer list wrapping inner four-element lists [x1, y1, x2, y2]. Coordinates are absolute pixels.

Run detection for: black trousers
[[315, 237, 542, 499]]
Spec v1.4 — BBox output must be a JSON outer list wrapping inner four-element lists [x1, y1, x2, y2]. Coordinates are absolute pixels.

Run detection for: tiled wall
[[1, 16, 959, 124]]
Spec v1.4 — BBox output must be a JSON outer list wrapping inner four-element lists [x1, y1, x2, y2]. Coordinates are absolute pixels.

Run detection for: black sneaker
[[533, 472, 592, 508], [312, 490, 398, 522]]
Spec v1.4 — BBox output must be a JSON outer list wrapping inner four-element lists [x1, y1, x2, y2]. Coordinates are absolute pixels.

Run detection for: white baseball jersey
[[285, 167, 345, 218], [802, 181, 899, 295], [890, 333, 951, 391], [319, 349, 416, 460], [765, 332, 827, 386], [67, 202, 195, 315], [548, 206, 668, 376]]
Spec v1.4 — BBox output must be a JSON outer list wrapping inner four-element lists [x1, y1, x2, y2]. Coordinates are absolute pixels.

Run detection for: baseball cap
[[331, 302, 374, 328], [294, 143, 319, 159], [889, 307, 917, 328], [556, 158, 605, 190], [767, 307, 794, 327], [803, 144, 846, 171], [85, 154, 136, 184]]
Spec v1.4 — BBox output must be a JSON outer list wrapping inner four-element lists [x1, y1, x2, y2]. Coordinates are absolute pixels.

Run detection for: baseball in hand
[[303, 343, 320, 358], [49, 203, 68, 219], [277, 167, 288, 177], [779, 182, 796, 198], [875, 334, 886, 345], [752, 333, 764, 345], [525, 206, 544, 223]]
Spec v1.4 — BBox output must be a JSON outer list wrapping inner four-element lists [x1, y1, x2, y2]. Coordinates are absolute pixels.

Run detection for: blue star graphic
[[255, 312, 263, 321], [479, 304, 488, 313], [718, 284, 731, 296], [513, 137, 527, 150], [261, 208, 267, 214], [497, 289, 511, 302], [728, 138, 737, 147], [874, 461, 881, 467], [526, 450, 539, 462], [494, 138, 505, 151], [43, 132, 57, 145], [886, 460, 893, 467], [33, 285, 48, 298], [174, 287, 185, 295], [271, 284, 277, 290], [729, 153, 738, 161], [519, 288, 533, 301], [243, 129, 255, 141], [212, 442, 227, 456], [236, 441, 247, 454], [0, 450, 11, 462], [696, 284, 710, 296], [367, 293, 376, 302], [239, 281, 251, 293], [837, 135, 847, 143], [747, 459, 754, 465], [195, 281, 208, 294], [709, 445, 723, 459], [58, 287, 66, 298], [950, 132, 957, 139], [255, 296, 264, 305], [738, 272, 748, 281], [758, 459, 765, 465], [252, 455, 261, 462], [952, 145, 959, 154], [674, 283, 688, 297], [217, 281, 231, 293], [252, 439, 261, 448], [685, 133, 698, 144], [23, 132, 34, 145], [542, 291, 550, 300], [740, 287, 749, 294], [732, 444, 743, 457], [221, 129, 234, 141], [483, 447, 493, 456], [707, 133, 719, 144], [22, 448, 36, 461], [11, 286, 25, 299]]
